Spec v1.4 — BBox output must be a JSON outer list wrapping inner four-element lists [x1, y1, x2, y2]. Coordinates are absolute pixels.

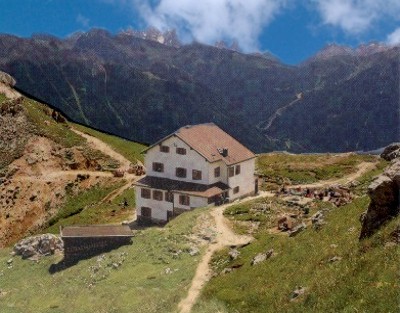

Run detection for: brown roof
[[135, 176, 229, 198], [61, 225, 133, 238], [146, 123, 255, 165]]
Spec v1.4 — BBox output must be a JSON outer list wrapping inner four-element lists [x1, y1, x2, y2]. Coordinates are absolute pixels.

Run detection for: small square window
[[192, 169, 202, 180], [160, 145, 169, 153], [176, 167, 187, 178], [214, 167, 220, 178], [233, 186, 240, 194], [176, 147, 187, 155], [153, 190, 163, 201], [235, 165, 241, 175], [228, 166, 235, 177], [141, 188, 151, 199], [152, 162, 164, 173], [179, 194, 190, 206]]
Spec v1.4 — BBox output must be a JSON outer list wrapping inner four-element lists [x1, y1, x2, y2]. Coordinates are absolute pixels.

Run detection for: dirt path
[[71, 128, 133, 170], [178, 161, 376, 313], [257, 95, 302, 132], [178, 191, 273, 313], [290, 161, 377, 189]]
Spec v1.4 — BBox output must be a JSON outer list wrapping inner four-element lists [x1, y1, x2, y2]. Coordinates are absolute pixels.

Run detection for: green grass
[[23, 98, 84, 148], [195, 196, 399, 313], [0, 208, 207, 313], [73, 123, 146, 163], [257, 153, 378, 186], [44, 181, 127, 233]]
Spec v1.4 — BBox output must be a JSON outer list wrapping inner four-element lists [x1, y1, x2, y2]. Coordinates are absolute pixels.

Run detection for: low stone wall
[[63, 236, 132, 263]]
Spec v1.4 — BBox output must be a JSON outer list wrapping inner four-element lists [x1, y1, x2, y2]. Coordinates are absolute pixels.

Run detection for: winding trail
[[178, 160, 377, 313], [71, 128, 133, 170], [178, 191, 273, 313]]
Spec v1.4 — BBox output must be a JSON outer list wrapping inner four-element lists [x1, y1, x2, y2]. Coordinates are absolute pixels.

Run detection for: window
[[160, 145, 169, 153], [141, 207, 152, 217], [165, 192, 174, 203], [235, 165, 241, 175], [228, 166, 235, 177], [141, 188, 151, 199], [233, 186, 240, 194], [192, 169, 202, 180], [153, 190, 163, 201], [214, 167, 220, 178], [176, 167, 187, 178], [179, 194, 190, 206], [176, 147, 187, 155], [152, 162, 164, 173]]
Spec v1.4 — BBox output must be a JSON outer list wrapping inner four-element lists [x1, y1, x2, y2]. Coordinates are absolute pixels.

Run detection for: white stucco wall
[[144, 136, 211, 184], [173, 193, 208, 211], [208, 160, 228, 185], [227, 158, 256, 200], [135, 186, 173, 221]]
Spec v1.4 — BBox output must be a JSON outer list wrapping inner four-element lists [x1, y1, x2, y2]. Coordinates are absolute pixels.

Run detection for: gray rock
[[381, 143, 400, 161], [328, 256, 342, 263], [0, 71, 16, 87], [288, 223, 306, 237], [360, 160, 400, 239], [228, 249, 240, 260], [251, 249, 274, 266], [290, 286, 306, 301], [13, 234, 63, 260], [188, 247, 199, 256]]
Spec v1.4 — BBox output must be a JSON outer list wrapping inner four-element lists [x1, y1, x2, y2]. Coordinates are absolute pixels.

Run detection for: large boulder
[[13, 234, 64, 260], [360, 159, 400, 239], [0, 71, 16, 87], [381, 143, 400, 161]]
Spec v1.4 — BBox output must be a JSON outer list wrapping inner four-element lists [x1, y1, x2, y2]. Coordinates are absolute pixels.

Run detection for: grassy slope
[[194, 183, 399, 312], [0, 208, 207, 313], [23, 98, 84, 148], [256, 153, 377, 185], [44, 181, 129, 233], [73, 123, 146, 163]]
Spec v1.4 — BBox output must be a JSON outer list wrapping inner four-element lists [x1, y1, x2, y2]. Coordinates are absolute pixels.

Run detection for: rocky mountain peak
[[120, 27, 181, 47]]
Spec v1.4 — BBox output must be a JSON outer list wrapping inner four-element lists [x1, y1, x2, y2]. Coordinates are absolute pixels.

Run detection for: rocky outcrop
[[360, 159, 400, 239], [13, 234, 63, 260], [0, 71, 16, 87], [381, 143, 400, 161]]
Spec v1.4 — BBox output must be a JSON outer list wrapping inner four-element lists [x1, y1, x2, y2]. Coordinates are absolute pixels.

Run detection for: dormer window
[[160, 145, 169, 153], [176, 147, 187, 155]]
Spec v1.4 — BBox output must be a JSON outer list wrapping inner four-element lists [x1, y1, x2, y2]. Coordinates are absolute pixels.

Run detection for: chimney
[[222, 148, 228, 157]]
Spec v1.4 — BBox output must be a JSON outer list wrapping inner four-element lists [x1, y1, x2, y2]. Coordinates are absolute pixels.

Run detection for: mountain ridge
[[0, 29, 398, 152]]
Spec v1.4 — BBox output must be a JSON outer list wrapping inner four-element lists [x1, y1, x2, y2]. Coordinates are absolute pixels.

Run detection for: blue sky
[[1, 0, 400, 64]]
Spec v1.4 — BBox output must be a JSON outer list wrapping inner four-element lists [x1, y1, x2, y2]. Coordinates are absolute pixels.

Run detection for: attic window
[[160, 145, 169, 153], [176, 147, 187, 155]]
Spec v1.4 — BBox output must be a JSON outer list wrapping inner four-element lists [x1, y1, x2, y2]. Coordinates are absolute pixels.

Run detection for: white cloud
[[387, 27, 400, 45], [135, 0, 289, 51], [76, 13, 90, 28], [313, 0, 400, 34]]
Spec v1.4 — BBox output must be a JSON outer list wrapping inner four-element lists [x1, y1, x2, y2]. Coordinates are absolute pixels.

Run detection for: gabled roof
[[61, 225, 133, 238], [145, 123, 255, 165]]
